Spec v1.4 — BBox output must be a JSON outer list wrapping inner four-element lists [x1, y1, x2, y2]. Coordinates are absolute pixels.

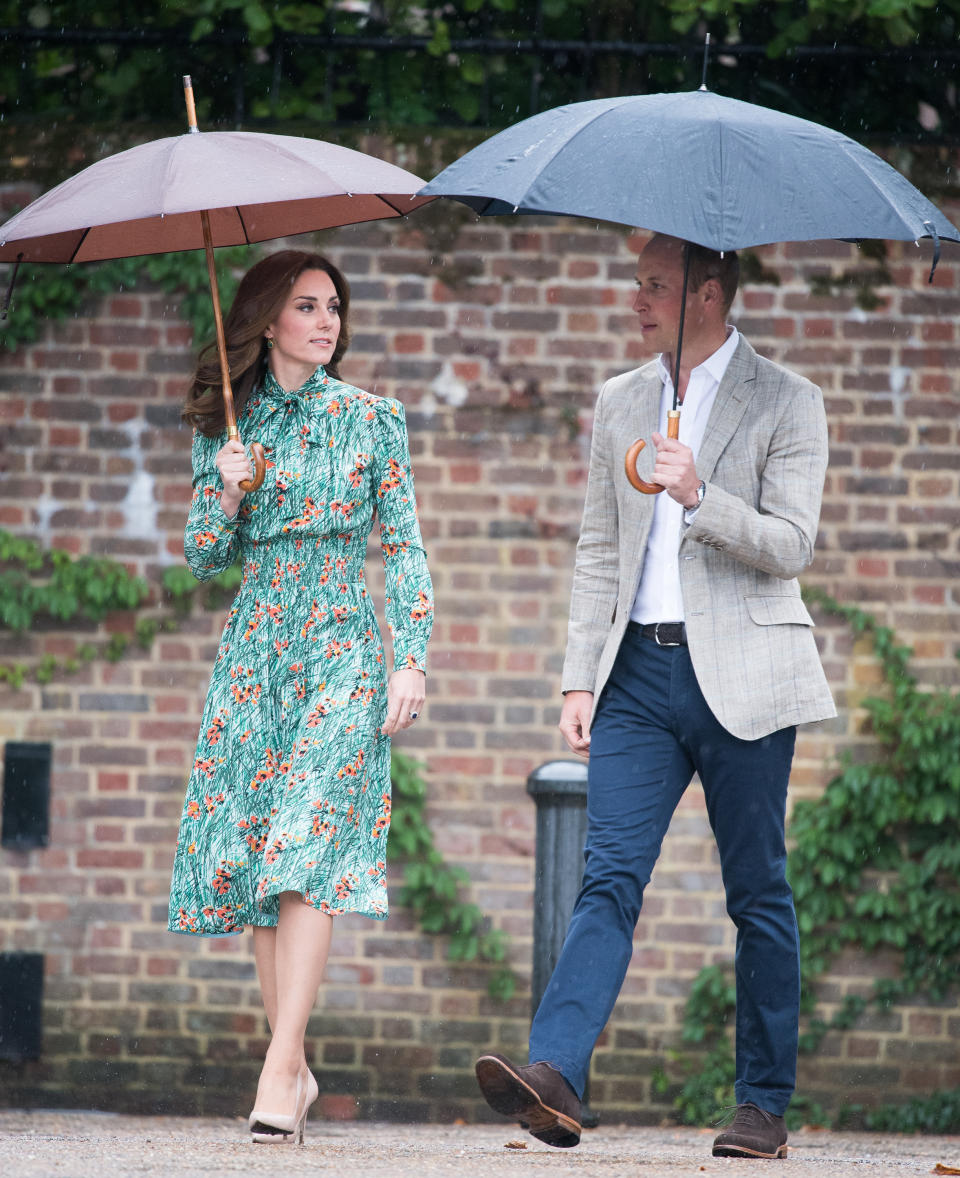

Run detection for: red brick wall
[[1, 186, 958, 1119]]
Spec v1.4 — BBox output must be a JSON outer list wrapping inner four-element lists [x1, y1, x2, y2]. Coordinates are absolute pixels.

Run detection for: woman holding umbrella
[[167, 249, 434, 1143]]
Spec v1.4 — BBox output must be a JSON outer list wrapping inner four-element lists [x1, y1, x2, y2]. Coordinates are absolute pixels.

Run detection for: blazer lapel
[[695, 336, 760, 482]]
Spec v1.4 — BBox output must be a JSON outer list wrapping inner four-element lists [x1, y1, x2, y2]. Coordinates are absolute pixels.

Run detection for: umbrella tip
[[183, 75, 200, 135], [699, 32, 712, 91]]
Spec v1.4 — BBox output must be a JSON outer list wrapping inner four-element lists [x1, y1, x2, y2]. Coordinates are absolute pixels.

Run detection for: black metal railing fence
[[2, 13, 959, 143]]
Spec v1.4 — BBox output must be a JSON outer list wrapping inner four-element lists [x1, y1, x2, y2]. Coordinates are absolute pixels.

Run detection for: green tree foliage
[[1, 0, 958, 139]]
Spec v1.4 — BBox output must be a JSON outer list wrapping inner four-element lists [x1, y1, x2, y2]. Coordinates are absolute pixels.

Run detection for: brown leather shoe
[[712, 1102, 788, 1159], [475, 1053, 581, 1148]]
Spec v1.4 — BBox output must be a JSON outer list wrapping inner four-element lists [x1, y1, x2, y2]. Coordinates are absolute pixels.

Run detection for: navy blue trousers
[[529, 628, 800, 1115]]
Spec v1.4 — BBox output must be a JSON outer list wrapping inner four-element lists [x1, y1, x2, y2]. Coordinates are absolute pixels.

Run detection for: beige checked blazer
[[561, 335, 837, 741]]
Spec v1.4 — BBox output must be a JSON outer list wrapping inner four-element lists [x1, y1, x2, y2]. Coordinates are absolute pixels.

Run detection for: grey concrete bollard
[[526, 759, 589, 1017]]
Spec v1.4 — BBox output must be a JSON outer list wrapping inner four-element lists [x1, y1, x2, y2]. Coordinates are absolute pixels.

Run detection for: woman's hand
[[381, 668, 426, 736], [215, 439, 253, 519]]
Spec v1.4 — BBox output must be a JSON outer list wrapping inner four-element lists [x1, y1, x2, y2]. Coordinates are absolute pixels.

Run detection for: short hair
[[650, 234, 740, 314], [687, 242, 739, 313]]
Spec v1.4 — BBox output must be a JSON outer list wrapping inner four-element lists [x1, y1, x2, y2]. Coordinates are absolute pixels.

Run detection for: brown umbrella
[[0, 77, 433, 490]]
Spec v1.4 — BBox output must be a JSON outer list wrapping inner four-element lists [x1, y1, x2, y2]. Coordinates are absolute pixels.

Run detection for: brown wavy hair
[[182, 250, 351, 436]]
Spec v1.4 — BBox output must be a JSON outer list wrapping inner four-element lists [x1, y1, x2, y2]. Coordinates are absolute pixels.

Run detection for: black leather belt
[[627, 620, 687, 646]]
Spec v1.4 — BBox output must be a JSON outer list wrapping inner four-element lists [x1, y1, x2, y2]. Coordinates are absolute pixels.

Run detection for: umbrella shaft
[[671, 243, 692, 410], [199, 208, 239, 436], [182, 78, 236, 436]]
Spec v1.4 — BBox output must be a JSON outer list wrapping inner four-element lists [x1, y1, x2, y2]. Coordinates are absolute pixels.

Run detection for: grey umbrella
[[420, 89, 960, 492]]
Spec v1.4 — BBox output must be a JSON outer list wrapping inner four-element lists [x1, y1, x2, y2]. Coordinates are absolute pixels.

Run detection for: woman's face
[[265, 268, 342, 387]]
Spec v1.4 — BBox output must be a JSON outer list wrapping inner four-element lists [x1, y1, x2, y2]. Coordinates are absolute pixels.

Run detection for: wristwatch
[[687, 478, 711, 511], [683, 478, 706, 520]]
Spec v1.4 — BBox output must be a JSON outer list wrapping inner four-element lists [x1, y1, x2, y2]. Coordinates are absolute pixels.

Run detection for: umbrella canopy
[[420, 89, 960, 254], [0, 130, 432, 263]]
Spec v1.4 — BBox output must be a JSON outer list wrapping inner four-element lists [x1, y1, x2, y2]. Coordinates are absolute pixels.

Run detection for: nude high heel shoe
[[305, 1068, 319, 1112], [249, 1072, 309, 1145]]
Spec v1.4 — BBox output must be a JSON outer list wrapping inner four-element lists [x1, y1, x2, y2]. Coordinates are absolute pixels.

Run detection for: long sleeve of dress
[[371, 399, 434, 672], [183, 429, 241, 581]]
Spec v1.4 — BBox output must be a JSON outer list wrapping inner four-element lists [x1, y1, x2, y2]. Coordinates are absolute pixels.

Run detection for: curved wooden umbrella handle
[[624, 438, 664, 494], [226, 428, 266, 493], [240, 442, 266, 493], [625, 409, 681, 494]]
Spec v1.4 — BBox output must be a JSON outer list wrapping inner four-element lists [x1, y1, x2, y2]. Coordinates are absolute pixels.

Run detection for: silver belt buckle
[[655, 622, 681, 647]]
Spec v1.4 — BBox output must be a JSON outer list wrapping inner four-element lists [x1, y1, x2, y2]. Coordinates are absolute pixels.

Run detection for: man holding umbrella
[[475, 232, 836, 1160]]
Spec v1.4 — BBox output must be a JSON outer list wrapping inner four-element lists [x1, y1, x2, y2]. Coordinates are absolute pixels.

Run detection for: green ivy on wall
[[0, 528, 152, 688], [792, 589, 960, 1006], [1, 244, 256, 353], [391, 749, 516, 1001], [0, 529, 516, 1000], [0, 528, 149, 630], [845, 1087, 960, 1134], [657, 588, 960, 1129]]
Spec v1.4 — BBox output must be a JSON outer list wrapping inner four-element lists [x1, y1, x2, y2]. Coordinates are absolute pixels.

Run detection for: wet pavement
[[1, 1110, 958, 1177]]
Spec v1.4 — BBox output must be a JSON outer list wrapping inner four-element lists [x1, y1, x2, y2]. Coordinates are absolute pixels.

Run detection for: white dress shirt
[[629, 327, 740, 625]]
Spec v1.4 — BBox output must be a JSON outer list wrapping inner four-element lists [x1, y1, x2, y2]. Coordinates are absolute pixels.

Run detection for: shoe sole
[[250, 1126, 294, 1144], [713, 1144, 788, 1159], [475, 1055, 581, 1148]]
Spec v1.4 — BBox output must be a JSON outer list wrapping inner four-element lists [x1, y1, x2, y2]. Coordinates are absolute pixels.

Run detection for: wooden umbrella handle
[[230, 434, 266, 493], [625, 409, 680, 494], [243, 444, 266, 491]]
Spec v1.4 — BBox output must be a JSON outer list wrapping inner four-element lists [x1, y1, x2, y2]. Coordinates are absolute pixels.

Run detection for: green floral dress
[[167, 365, 433, 936]]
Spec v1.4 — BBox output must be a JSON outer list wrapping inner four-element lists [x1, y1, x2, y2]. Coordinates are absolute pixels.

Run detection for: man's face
[[631, 237, 697, 357]]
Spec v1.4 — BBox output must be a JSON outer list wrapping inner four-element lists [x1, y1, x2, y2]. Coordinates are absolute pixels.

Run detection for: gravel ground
[[1, 1111, 958, 1178]]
